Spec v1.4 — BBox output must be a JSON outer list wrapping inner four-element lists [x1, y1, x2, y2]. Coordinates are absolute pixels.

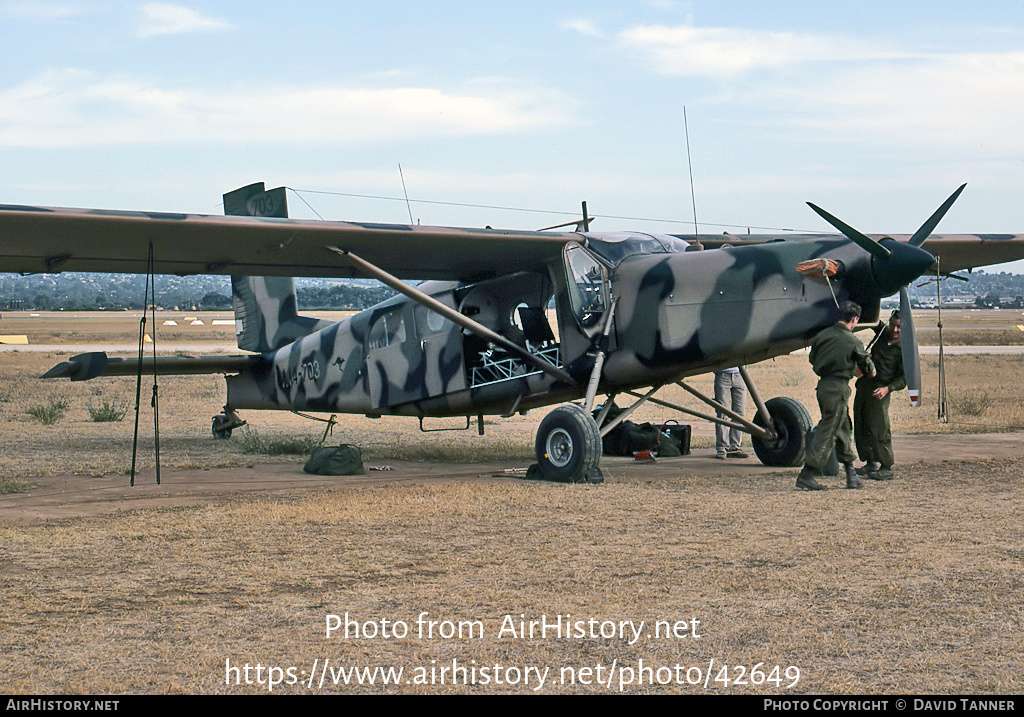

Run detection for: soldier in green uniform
[[853, 310, 905, 481], [797, 301, 875, 491]]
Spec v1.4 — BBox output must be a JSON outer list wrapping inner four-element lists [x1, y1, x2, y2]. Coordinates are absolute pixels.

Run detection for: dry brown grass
[[2, 459, 1022, 694]]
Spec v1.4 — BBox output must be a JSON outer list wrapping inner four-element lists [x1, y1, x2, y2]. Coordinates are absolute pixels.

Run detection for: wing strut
[[325, 246, 576, 386]]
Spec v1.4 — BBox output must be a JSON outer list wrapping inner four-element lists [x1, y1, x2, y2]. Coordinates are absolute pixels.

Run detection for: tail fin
[[223, 183, 332, 353]]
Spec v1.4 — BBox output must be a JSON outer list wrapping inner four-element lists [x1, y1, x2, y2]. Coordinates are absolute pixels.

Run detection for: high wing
[[2, 200, 1023, 281], [689, 233, 1024, 274], [0, 204, 579, 281]]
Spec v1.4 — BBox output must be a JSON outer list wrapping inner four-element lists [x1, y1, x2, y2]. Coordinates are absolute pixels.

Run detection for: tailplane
[[223, 183, 332, 353]]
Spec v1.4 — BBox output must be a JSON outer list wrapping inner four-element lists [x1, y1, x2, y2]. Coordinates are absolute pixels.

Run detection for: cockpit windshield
[[584, 232, 692, 266]]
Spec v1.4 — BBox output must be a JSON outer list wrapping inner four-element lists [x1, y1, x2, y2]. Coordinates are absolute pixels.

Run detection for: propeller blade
[[900, 288, 921, 407], [806, 202, 893, 260], [908, 183, 967, 248]]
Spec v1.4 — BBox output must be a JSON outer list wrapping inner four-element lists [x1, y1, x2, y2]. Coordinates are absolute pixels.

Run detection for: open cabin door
[[458, 271, 560, 389]]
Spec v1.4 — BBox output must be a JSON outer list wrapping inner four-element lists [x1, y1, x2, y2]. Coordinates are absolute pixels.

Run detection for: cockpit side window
[[564, 244, 608, 328], [584, 232, 688, 265]]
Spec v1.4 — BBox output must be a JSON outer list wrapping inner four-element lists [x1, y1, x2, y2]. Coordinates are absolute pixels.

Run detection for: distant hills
[[0, 274, 395, 312], [904, 269, 1024, 308], [2, 268, 1023, 312]]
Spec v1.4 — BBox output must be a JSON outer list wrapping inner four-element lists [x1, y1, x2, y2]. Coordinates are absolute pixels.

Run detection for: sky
[[3, 0, 1024, 271]]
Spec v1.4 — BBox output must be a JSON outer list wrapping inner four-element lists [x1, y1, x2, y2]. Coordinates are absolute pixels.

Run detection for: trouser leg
[[806, 379, 853, 471], [714, 373, 729, 455], [873, 393, 894, 468], [729, 379, 746, 451], [853, 380, 873, 464]]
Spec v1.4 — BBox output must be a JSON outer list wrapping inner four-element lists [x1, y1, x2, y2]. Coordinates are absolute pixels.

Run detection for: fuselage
[[224, 233, 931, 418]]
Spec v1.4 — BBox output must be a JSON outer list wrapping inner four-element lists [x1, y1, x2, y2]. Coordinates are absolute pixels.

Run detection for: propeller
[[909, 183, 966, 248], [806, 184, 966, 408], [899, 287, 920, 406]]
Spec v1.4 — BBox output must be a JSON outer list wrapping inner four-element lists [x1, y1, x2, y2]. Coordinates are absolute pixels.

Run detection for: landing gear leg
[[615, 376, 811, 468]]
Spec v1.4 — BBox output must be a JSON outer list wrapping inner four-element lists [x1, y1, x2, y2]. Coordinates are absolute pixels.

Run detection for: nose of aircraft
[[872, 238, 935, 297]]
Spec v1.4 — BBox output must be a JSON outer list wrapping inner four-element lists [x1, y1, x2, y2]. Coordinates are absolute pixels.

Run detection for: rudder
[[223, 183, 332, 353]]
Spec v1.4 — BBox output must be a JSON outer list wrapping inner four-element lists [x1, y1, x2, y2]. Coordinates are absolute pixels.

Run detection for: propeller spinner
[[807, 184, 967, 407]]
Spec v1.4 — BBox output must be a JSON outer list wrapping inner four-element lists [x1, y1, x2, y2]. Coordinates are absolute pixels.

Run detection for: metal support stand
[[935, 258, 949, 423], [130, 243, 160, 486]]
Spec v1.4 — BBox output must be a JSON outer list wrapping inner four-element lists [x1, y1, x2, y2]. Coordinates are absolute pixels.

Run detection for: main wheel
[[751, 397, 812, 467], [534, 404, 602, 483]]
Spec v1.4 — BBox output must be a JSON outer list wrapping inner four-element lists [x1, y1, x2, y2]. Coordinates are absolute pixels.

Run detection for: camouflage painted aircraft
[[1, 182, 1021, 482]]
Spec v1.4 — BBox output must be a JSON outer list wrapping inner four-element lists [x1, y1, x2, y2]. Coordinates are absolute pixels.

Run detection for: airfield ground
[[1, 311, 1023, 694]]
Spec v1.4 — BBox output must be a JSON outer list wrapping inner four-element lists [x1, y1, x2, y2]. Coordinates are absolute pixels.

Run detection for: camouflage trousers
[[806, 377, 856, 471], [853, 378, 894, 469]]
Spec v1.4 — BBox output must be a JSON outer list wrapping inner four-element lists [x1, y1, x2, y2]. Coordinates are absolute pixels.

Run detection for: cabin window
[[415, 304, 451, 335], [367, 308, 406, 350]]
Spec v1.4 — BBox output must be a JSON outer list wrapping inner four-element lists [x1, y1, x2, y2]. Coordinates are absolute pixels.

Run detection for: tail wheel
[[211, 414, 233, 439], [751, 397, 812, 467], [534, 404, 602, 483]]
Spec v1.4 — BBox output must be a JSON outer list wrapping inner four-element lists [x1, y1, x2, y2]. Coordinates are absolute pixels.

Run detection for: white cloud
[[136, 3, 231, 38], [0, 69, 575, 148], [614, 24, 1024, 153], [733, 50, 1024, 154], [561, 18, 605, 39], [618, 24, 911, 78]]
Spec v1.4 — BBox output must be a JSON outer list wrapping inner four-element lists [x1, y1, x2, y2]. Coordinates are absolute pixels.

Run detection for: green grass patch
[[0, 478, 35, 494], [950, 390, 992, 417], [88, 399, 129, 422], [235, 427, 323, 455], [26, 398, 69, 425]]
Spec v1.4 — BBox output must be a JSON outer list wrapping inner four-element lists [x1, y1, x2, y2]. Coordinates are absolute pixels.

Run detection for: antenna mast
[[684, 106, 700, 242], [398, 163, 415, 224]]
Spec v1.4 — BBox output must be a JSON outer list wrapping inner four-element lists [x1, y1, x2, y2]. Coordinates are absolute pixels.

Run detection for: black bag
[[303, 444, 365, 475], [658, 421, 691, 456], [602, 420, 662, 456]]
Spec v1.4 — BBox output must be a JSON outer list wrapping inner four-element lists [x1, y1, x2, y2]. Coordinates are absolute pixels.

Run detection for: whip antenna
[[398, 163, 415, 224], [684, 106, 700, 241]]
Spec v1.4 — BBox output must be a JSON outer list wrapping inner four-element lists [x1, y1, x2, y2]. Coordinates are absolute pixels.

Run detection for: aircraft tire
[[751, 397, 812, 467], [535, 404, 602, 483], [211, 414, 233, 440]]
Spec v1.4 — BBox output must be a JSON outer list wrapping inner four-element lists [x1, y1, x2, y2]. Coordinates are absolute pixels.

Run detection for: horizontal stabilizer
[[41, 352, 254, 381]]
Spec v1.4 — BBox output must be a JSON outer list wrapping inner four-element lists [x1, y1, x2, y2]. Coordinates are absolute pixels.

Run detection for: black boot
[[845, 463, 863, 489], [867, 466, 894, 481], [856, 461, 879, 477], [796, 466, 827, 491]]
